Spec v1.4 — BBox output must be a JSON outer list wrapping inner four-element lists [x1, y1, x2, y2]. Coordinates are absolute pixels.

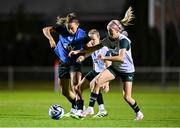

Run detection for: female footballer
[[72, 29, 111, 118], [42, 12, 87, 117], [70, 7, 144, 120]]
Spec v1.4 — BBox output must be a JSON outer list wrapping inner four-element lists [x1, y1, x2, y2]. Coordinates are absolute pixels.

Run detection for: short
[[58, 63, 81, 79], [84, 70, 99, 82], [107, 66, 134, 82]]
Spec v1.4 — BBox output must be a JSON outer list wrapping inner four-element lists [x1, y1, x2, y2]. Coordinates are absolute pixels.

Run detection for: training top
[[91, 46, 109, 73], [101, 34, 135, 73], [53, 25, 86, 64]]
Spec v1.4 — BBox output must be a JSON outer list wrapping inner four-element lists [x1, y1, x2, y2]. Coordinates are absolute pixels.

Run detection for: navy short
[[84, 70, 99, 82], [107, 66, 134, 82], [58, 63, 81, 79]]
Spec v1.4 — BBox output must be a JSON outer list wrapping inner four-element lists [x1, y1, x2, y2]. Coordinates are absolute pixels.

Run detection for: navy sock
[[69, 98, 77, 109], [130, 102, 140, 113], [89, 93, 98, 107], [76, 99, 84, 110], [97, 92, 104, 105]]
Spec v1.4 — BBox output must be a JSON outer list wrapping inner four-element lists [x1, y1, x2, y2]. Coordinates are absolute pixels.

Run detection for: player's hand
[[74, 85, 80, 92], [68, 50, 80, 57], [76, 55, 85, 63], [101, 84, 109, 93]]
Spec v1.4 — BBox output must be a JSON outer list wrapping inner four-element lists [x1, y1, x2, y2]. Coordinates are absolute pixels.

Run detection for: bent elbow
[[120, 59, 124, 63], [119, 57, 124, 63]]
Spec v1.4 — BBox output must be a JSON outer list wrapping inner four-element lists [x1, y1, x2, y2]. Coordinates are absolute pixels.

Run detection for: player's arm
[[76, 52, 92, 63], [98, 39, 129, 63], [69, 41, 103, 57], [42, 26, 56, 48], [104, 60, 111, 68], [102, 49, 126, 63], [84, 41, 103, 55]]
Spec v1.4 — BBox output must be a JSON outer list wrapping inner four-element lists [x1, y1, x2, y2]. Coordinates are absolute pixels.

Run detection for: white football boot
[[135, 111, 144, 121]]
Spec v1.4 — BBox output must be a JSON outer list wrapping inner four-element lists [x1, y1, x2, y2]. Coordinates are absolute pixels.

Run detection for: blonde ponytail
[[56, 12, 78, 25], [120, 6, 135, 26], [56, 16, 67, 25]]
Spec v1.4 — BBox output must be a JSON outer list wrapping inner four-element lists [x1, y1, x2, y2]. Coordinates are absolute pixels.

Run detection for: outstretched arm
[[69, 42, 103, 57], [42, 26, 56, 48]]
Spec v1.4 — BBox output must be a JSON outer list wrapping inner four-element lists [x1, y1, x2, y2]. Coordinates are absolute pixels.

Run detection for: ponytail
[[120, 6, 135, 26], [56, 16, 66, 25], [56, 12, 79, 25]]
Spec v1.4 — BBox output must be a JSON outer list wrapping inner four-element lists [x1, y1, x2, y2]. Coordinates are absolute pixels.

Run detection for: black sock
[[69, 98, 77, 109], [130, 102, 140, 113], [89, 93, 98, 107], [76, 99, 84, 110], [97, 92, 104, 105]]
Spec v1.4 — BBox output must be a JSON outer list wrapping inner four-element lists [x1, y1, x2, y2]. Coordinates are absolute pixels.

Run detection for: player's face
[[88, 34, 100, 47], [108, 28, 119, 39], [66, 22, 78, 35]]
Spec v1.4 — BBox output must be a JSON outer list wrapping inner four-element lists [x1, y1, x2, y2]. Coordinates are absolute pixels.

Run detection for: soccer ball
[[48, 104, 64, 120]]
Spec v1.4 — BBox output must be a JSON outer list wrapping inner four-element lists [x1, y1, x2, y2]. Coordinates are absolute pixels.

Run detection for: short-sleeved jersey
[[101, 34, 135, 73], [91, 46, 109, 73], [53, 25, 86, 64]]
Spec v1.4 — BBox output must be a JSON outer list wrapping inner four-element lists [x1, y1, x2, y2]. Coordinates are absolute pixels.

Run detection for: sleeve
[[101, 37, 109, 47], [101, 46, 109, 56], [119, 39, 130, 50]]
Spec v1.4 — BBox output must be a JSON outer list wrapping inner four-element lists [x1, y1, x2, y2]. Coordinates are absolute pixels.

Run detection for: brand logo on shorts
[[128, 76, 133, 80]]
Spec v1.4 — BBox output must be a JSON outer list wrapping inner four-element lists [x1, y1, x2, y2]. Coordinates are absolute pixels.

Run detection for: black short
[[107, 66, 134, 82], [84, 70, 99, 82], [58, 63, 81, 79]]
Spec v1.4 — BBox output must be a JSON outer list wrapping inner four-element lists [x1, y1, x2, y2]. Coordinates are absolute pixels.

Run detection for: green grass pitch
[[0, 83, 180, 127]]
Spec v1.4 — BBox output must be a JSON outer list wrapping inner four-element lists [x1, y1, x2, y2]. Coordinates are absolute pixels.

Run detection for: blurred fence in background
[[0, 66, 180, 91]]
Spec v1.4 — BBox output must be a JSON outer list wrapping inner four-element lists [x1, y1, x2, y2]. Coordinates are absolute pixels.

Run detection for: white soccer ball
[[48, 104, 64, 120]]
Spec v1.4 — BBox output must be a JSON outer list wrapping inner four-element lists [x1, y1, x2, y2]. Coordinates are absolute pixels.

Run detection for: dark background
[[0, 0, 179, 67]]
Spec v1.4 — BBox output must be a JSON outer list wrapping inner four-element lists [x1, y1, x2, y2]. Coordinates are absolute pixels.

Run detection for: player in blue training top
[[42, 12, 87, 117], [69, 7, 144, 120]]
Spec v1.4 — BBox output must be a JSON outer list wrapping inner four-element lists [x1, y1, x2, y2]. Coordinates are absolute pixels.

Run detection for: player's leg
[[69, 64, 85, 119], [58, 64, 77, 116], [93, 82, 109, 118], [75, 70, 99, 116], [78, 77, 90, 96], [71, 70, 99, 119], [59, 78, 77, 115], [85, 69, 115, 116], [70, 71, 84, 116], [122, 73, 144, 120]]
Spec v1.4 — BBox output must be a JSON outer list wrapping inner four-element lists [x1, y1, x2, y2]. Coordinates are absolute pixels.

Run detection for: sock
[[76, 99, 84, 110], [70, 108, 76, 113], [99, 104, 105, 111], [130, 102, 140, 113], [89, 93, 98, 107], [69, 98, 77, 109], [97, 92, 104, 105], [87, 106, 94, 114]]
